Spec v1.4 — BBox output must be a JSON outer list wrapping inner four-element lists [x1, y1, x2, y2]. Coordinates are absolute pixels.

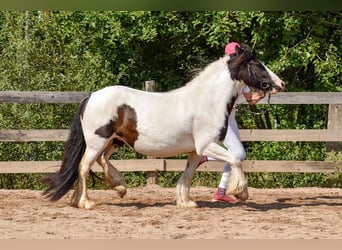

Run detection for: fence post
[[327, 104, 342, 153], [144, 80, 158, 185]]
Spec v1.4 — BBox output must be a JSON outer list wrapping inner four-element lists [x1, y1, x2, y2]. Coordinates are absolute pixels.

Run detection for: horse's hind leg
[[70, 147, 103, 209], [97, 141, 127, 198], [175, 152, 202, 208]]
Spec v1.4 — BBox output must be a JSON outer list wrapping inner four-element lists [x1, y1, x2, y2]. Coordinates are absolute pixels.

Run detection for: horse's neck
[[187, 56, 239, 103]]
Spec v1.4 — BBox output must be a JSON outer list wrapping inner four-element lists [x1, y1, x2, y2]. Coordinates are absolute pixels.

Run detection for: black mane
[[227, 44, 255, 81]]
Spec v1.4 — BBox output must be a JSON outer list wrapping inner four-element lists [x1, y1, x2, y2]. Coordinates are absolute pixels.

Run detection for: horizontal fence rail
[[0, 159, 340, 174], [1, 129, 342, 142], [1, 91, 342, 104], [0, 91, 90, 104], [0, 91, 342, 176]]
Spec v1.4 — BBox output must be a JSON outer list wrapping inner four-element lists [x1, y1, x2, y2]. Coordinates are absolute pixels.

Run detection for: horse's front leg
[[175, 152, 202, 208], [202, 143, 248, 202], [96, 143, 127, 198], [70, 148, 98, 209]]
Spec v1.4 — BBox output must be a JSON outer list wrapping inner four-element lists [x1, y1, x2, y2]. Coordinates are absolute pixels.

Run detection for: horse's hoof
[[176, 200, 199, 208], [235, 186, 249, 202], [114, 185, 127, 198], [77, 199, 96, 209]]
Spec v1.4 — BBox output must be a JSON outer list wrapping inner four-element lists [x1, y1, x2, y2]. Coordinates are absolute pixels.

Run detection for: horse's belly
[[133, 134, 195, 157]]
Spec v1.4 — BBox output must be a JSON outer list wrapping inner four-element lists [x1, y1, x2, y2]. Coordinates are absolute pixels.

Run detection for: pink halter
[[224, 42, 240, 55]]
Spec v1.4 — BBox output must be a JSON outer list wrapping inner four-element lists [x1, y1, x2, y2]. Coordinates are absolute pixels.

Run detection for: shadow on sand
[[96, 195, 342, 211]]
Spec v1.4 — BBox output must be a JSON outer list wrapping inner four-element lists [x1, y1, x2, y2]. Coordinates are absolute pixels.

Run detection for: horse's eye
[[260, 81, 269, 89]]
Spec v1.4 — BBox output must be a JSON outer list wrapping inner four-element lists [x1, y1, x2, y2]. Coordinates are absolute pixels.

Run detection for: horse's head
[[227, 44, 285, 94]]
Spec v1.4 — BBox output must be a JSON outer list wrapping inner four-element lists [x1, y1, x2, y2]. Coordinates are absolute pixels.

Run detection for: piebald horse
[[43, 44, 285, 209]]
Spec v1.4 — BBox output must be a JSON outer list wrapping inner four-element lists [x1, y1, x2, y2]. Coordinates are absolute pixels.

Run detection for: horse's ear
[[236, 45, 243, 55], [240, 43, 252, 52]]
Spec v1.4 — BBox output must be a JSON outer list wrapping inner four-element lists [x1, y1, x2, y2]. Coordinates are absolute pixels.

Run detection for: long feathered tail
[[42, 96, 89, 201]]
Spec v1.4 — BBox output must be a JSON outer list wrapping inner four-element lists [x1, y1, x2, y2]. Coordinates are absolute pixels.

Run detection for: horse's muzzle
[[269, 80, 285, 94]]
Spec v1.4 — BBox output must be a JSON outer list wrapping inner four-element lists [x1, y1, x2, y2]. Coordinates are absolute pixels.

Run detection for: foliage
[[0, 11, 341, 189]]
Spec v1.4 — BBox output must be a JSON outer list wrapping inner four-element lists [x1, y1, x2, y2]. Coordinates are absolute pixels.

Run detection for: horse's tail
[[42, 96, 90, 201]]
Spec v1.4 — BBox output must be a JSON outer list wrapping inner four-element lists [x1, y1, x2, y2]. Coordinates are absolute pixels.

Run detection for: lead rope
[[267, 91, 271, 104]]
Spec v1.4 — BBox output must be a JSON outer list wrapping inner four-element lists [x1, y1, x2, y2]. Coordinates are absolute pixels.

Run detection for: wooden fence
[[0, 90, 342, 183]]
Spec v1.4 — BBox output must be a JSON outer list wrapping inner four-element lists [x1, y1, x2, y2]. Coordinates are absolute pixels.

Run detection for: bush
[[0, 11, 341, 189]]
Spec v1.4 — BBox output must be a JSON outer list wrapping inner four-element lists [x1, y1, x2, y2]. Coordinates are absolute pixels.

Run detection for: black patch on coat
[[218, 95, 237, 141]]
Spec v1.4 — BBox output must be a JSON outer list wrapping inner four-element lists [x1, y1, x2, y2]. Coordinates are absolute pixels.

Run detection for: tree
[[0, 11, 340, 160]]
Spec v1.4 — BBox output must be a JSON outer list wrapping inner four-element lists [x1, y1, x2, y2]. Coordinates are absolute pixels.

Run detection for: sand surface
[[0, 186, 341, 239]]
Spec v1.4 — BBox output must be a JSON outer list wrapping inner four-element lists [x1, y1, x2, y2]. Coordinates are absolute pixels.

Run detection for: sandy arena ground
[[0, 185, 341, 239]]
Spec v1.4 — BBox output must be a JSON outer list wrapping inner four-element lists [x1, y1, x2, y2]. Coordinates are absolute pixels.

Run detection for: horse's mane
[[183, 44, 254, 88], [187, 59, 210, 81], [183, 56, 228, 88]]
